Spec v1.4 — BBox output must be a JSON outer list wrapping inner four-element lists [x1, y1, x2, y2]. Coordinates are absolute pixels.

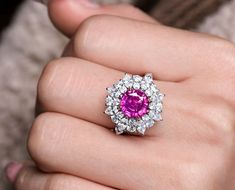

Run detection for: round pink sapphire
[[120, 89, 149, 118]]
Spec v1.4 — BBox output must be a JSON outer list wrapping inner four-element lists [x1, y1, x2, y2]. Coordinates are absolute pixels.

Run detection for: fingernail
[[5, 162, 23, 184]]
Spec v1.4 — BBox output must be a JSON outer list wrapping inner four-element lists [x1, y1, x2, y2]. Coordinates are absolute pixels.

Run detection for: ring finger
[[37, 57, 177, 129]]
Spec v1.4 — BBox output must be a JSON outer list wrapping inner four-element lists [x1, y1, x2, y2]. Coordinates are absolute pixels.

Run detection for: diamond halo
[[105, 73, 164, 135]]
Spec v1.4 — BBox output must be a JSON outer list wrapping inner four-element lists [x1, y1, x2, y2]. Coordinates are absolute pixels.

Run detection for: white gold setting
[[105, 73, 164, 135]]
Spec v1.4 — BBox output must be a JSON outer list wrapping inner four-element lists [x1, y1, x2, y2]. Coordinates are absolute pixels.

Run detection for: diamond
[[113, 106, 119, 113], [124, 79, 133, 88], [153, 114, 162, 121], [105, 96, 113, 106], [117, 123, 127, 131], [149, 95, 157, 102], [133, 75, 142, 82], [106, 87, 114, 94], [111, 115, 118, 124], [120, 86, 127, 93], [133, 83, 140, 89], [115, 127, 124, 135], [145, 119, 155, 128], [148, 110, 162, 121], [145, 88, 152, 96], [123, 73, 132, 81], [149, 102, 155, 110], [141, 81, 148, 90], [137, 125, 146, 135], [114, 82, 122, 90], [115, 91, 122, 98], [112, 98, 120, 106], [144, 73, 153, 84], [142, 114, 151, 121], [121, 117, 128, 125], [150, 84, 158, 93], [156, 103, 163, 112], [105, 107, 113, 116], [116, 112, 124, 119], [129, 118, 137, 126], [127, 125, 136, 133], [158, 93, 165, 102]]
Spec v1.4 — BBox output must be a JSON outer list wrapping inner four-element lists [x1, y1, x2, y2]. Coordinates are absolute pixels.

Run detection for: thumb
[[45, 0, 157, 37]]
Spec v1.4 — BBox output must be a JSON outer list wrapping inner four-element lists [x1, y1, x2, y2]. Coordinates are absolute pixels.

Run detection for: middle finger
[[66, 15, 220, 81]]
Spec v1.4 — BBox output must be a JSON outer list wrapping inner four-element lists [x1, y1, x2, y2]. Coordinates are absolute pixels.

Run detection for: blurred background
[[0, 0, 230, 33], [0, 0, 24, 34], [0, 0, 234, 189]]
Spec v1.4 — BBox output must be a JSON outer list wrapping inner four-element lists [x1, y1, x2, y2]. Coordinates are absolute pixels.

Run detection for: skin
[[10, 0, 235, 189]]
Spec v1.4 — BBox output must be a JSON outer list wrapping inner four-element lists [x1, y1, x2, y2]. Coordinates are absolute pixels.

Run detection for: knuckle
[[209, 38, 235, 73], [27, 113, 55, 165], [15, 167, 28, 189], [37, 58, 77, 109], [37, 59, 62, 107], [44, 175, 65, 190], [202, 38, 235, 103], [74, 15, 116, 57], [201, 97, 235, 142]]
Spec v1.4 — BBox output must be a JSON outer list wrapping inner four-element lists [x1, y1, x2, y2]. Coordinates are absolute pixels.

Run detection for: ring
[[105, 73, 164, 135]]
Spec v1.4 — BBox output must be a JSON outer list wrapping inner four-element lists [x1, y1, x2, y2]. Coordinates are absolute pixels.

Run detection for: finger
[[67, 15, 222, 82], [28, 112, 149, 190], [14, 164, 114, 190], [37, 57, 174, 128], [48, 0, 157, 37], [29, 105, 231, 190]]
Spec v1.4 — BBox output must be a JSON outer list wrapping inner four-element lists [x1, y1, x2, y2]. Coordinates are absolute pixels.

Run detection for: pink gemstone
[[120, 89, 149, 118]]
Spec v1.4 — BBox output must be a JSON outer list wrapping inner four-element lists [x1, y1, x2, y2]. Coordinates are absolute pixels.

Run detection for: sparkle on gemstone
[[120, 89, 149, 118]]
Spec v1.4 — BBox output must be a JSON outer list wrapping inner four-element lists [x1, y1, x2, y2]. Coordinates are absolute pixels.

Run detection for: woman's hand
[[9, 1, 235, 189]]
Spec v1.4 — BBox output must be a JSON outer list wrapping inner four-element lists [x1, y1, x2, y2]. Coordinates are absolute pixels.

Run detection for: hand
[[6, 1, 156, 190], [9, 0, 235, 189]]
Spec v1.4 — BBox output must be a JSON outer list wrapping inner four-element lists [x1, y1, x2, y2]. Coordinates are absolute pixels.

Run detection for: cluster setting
[[105, 73, 164, 135]]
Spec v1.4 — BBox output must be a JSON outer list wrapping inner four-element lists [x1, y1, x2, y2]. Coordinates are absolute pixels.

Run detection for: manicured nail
[[5, 162, 23, 184]]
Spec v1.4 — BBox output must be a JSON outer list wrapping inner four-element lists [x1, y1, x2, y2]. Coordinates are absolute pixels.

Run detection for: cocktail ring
[[105, 73, 164, 135]]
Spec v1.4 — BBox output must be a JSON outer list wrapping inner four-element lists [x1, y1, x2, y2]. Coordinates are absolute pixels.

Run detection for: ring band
[[105, 73, 164, 136]]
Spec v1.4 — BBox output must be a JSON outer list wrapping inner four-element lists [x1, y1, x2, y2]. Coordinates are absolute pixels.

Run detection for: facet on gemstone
[[105, 107, 113, 116], [120, 86, 127, 93], [123, 73, 131, 81], [153, 113, 162, 121], [115, 127, 124, 135], [133, 75, 142, 82], [127, 125, 136, 133], [137, 126, 146, 135], [144, 73, 153, 84], [145, 89, 152, 97], [120, 89, 149, 118], [111, 115, 118, 124], [158, 93, 165, 101], [145, 120, 155, 128], [133, 83, 140, 89], [116, 112, 124, 119]]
